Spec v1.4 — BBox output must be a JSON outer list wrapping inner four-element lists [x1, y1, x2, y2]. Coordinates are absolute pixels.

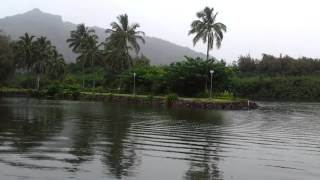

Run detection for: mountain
[[0, 8, 206, 64]]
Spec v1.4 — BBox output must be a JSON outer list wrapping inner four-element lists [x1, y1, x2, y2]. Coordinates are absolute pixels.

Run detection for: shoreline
[[0, 88, 258, 110]]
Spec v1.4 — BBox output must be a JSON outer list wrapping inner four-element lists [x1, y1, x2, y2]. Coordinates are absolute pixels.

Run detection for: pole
[[210, 73, 213, 98], [133, 72, 136, 95], [210, 70, 214, 98]]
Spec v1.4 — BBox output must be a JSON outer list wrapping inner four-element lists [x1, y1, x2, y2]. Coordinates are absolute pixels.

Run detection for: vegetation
[[2, 8, 319, 102], [12, 33, 66, 90], [66, 24, 102, 88], [166, 93, 179, 107], [189, 6, 227, 60], [0, 32, 14, 85], [105, 14, 145, 73], [231, 54, 320, 101]]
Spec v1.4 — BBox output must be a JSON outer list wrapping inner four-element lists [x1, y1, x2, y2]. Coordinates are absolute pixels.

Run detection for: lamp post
[[133, 72, 136, 95], [210, 70, 214, 98]]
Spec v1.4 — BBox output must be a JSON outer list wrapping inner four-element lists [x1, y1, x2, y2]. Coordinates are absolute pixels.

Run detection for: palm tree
[[67, 24, 97, 88], [76, 34, 103, 88], [33, 36, 54, 90], [15, 33, 36, 70], [105, 14, 145, 70], [49, 48, 66, 81], [189, 7, 227, 60]]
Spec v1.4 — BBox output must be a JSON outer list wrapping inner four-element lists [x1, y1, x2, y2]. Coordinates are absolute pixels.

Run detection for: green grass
[[81, 91, 246, 103], [0, 88, 248, 104]]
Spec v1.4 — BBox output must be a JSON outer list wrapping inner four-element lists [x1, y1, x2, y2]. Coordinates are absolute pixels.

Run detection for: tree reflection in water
[[167, 109, 224, 180], [68, 103, 97, 166], [0, 98, 64, 152], [100, 103, 141, 179], [0, 98, 224, 179]]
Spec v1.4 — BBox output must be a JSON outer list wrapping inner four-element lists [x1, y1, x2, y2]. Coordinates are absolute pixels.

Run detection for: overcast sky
[[1, 0, 320, 62]]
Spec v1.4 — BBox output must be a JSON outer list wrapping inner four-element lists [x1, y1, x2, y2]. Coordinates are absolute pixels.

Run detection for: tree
[[189, 7, 227, 60], [14, 33, 36, 70], [166, 57, 230, 96], [48, 48, 66, 81], [76, 33, 103, 88], [0, 32, 14, 85], [14, 33, 65, 89], [105, 14, 145, 71], [32, 36, 55, 90], [67, 24, 97, 88]]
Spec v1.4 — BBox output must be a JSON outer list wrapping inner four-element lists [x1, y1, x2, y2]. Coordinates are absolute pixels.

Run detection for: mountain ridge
[[0, 8, 206, 64]]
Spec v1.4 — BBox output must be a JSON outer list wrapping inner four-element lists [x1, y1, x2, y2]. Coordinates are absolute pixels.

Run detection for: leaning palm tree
[[189, 7, 227, 60], [105, 14, 145, 70], [67, 24, 97, 88]]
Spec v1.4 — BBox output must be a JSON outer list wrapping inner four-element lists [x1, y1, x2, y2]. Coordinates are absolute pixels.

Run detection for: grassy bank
[[0, 88, 257, 110]]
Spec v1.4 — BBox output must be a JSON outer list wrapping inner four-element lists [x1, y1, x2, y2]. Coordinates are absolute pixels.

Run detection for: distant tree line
[[237, 54, 320, 76], [232, 54, 320, 101]]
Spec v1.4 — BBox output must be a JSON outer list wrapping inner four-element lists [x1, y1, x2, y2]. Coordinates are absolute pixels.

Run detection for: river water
[[0, 97, 319, 180]]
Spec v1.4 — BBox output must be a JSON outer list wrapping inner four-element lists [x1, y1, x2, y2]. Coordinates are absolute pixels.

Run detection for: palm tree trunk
[[91, 58, 95, 88], [206, 41, 210, 61], [82, 63, 85, 88], [126, 45, 131, 68], [205, 76, 208, 94], [36, 74, 40, 90]]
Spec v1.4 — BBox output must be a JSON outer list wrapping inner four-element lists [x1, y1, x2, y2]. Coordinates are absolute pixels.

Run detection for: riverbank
[[0, 88, 258, 110]]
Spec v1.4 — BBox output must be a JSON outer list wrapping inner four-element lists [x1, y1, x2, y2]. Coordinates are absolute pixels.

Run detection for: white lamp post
[[133, 72, 136, 95], [210, 70, 214, 98]]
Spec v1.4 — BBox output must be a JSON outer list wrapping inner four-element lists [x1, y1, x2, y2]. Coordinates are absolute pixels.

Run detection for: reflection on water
[[0, 98, 320, 180]]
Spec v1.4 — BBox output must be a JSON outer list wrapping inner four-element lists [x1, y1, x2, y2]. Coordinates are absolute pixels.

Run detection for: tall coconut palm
[[67, 24, 97, 88], [49, 48, 66, 81], [105, 14, 145, 70], [15, 33, 36, 70], [33, 36, 54, 90], [76, 34, 103, 88], [189, 7, 227, 60]]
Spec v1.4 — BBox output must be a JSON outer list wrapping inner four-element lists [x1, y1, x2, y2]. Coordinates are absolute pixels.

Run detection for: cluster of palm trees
[[66, 14, 145, 88], [66, 7, 226, 89], [11, 6, 226, 91], [13, 33, 66, 90]]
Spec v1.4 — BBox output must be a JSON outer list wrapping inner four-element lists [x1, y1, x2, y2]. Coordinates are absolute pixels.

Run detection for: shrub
[[216, 90, 235, 100], [46, 84, 63, 97], [64, 85, 81, 99], [166, 93, 179, 107]]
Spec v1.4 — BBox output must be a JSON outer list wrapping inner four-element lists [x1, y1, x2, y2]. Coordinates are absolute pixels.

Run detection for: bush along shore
[[0, 88, 258, 110]]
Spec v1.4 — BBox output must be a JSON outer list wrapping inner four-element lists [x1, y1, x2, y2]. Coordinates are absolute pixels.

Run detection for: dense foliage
[[238, 54, 320, 76], [0, 33, 14, 85], [232, 54, 320, 101], [117, 56, 232, 97], [12, 33, 66, 89]]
